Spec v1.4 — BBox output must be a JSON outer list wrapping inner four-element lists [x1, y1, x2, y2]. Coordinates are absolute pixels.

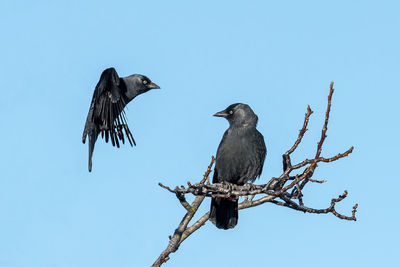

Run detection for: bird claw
[[245, 183, 256, 190]]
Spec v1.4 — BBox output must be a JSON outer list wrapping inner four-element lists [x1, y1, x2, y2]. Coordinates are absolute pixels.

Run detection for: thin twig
[[283, 105, 313, 171]]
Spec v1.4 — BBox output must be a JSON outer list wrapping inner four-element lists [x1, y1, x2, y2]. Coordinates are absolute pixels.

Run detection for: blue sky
[[0, 0, 399, 266]]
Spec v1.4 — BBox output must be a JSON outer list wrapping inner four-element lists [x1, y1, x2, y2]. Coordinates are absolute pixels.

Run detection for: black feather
[[210, 103, 266, 229], [82, 68, 158, 171]]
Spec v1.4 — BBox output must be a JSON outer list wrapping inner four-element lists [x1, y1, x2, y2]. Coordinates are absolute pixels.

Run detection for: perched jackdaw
[[82, 67, 160, 172], [210, 103, 266, 229]]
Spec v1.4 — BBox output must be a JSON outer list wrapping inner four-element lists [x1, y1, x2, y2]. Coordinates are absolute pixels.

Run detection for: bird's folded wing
[[252, 131, 266, 178]]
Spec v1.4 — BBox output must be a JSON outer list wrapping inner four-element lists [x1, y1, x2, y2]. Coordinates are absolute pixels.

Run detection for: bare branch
[[316, 81, 334, 159], [152, 157, 215, 267], [289, 105, 313, 154], [283, 105, 313, 171], [300, 81, 335, 190], [158, 148, 353, 199], [153, 83, 358, 266]]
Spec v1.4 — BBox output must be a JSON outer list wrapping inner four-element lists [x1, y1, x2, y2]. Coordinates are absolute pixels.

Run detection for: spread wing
[[83, 67, 135, 148]]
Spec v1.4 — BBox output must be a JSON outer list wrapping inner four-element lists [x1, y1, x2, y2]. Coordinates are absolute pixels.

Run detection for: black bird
[[210, 103, 266, 229], [82, 67, 160, 172]]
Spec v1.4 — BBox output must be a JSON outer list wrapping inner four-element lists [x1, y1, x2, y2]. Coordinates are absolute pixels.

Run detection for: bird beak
[[213, 109, 229, 118], [147, 82, 160, 89]]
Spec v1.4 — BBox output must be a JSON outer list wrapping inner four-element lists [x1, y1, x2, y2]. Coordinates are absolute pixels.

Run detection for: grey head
[[213, 103, 258, 128], [122, 74, 160, 100]]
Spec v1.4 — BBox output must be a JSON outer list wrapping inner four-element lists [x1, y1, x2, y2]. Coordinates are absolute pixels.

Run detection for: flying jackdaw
[[82, 67, 160, 172], [210, 103, 266, 229]]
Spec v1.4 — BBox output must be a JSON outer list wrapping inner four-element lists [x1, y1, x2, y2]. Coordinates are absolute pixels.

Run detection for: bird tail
[[210, 198, 238, 230], [83, 125, 98, 172], [87, 129, 98, 172]]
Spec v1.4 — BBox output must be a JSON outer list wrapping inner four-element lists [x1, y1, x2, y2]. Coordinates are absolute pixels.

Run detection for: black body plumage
[[209, 103, 266, 229], [82, 67, 160, 172]]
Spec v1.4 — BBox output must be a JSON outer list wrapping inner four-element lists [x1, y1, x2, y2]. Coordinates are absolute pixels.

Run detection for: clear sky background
[[0, 0, 399, 266]]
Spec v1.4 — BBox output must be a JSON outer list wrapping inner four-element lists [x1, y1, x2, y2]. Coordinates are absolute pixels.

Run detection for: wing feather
[[86, 68, 135, 148]]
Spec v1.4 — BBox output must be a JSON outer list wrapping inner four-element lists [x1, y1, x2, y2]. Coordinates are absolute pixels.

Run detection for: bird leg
[[227, 184, 241, 202], [244, 183, 256, 191]]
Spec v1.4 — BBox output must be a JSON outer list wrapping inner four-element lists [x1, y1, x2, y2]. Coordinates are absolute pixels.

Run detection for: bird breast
[[215, 129, 257, 184]]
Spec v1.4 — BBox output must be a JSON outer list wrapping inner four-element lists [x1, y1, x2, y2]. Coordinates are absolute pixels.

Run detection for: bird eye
[[142, 80, 148, 85], [229, 110, 234, 115]]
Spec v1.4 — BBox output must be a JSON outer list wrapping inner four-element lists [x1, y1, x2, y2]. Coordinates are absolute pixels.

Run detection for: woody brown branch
[[159, 147, 353, 198], [152, 157, 215, 267], [283, 105, 313, 171], [155, 145, 356, 266], [153, 83, 358, 266], [300, 82, 335, 190], [172, 186, 358, 246]]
